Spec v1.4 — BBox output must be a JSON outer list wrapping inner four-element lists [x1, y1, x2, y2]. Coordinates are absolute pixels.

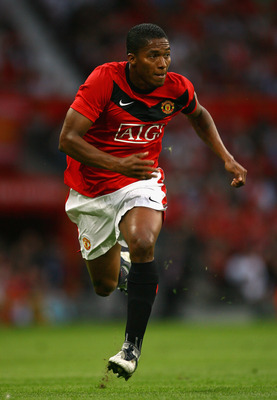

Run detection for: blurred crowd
[[1, 0, 277, 95], [0, 229, 67, 325], [0, 0, 276, 324]]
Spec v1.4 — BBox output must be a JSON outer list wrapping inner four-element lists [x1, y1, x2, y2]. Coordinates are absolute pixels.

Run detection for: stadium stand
[[0, 0, 276, 324]]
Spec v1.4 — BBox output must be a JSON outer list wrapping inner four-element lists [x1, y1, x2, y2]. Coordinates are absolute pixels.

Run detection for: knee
[[128, 233, 156, 262], [93, 279, 117, 297]]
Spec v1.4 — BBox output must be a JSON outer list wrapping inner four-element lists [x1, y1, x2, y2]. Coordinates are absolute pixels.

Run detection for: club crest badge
[[82, 236, 91, 251], [161, 100, 175, 115]]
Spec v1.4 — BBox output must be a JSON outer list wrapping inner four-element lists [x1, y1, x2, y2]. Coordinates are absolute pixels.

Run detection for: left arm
[[185, 94, 247, 188]]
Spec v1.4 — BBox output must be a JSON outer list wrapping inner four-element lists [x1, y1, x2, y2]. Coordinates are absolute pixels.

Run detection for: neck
[[126, 63, 155, 94]]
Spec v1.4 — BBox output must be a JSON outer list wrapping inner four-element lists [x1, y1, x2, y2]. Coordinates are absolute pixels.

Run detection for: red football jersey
[[65, 61, 197, 198]]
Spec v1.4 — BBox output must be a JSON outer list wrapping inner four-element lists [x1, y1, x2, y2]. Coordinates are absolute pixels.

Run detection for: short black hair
[[126, 23, 168, 54]]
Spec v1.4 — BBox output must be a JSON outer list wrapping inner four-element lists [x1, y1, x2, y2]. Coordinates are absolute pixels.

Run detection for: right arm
[[58, 108, 158, 180]]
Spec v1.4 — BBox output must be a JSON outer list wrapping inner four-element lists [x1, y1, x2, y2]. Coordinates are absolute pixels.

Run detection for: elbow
[[58, 136, 65, 153], [58, 132, 70, 154]]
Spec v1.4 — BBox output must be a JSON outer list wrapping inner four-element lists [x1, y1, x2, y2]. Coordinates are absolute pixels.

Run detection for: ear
[[127, 52, 136, 65]]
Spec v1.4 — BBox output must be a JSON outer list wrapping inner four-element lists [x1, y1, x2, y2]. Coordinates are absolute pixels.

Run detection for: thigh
[[86, 242, 121, 286]]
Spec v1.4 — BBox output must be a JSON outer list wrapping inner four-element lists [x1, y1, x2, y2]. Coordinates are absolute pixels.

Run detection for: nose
[[157, 56, 167, 69]]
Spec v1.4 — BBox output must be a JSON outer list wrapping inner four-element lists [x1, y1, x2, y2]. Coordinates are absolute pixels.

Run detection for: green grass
[[0, 320, 277, 399]]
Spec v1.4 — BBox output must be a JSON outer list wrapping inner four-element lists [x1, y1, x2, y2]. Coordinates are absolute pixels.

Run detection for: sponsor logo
[[82, 236, 91, 251], [119, 100, 134, 107], [115, 123, 165, 144], [161, 100, 175, 115]]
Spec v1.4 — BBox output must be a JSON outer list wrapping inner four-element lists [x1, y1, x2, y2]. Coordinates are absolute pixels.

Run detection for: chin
[[151, 79, 166, 88]]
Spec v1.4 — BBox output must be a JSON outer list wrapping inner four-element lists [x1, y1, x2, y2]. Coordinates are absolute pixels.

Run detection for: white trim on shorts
[[65, 170, 167, 260]]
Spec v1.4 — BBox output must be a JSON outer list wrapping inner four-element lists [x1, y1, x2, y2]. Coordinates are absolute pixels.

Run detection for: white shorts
[[65, 171, 167, 260]]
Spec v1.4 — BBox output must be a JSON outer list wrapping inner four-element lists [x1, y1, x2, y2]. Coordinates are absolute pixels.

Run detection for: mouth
[[154, 73, 167, 80]]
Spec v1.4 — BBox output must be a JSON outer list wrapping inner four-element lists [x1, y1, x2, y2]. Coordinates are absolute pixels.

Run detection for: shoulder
[[165, 72, 196, 114], [86, 61, 127, 82], [157, 71, 195, 98], [77, 62, 127, 99], [166, 71, 194, 90]]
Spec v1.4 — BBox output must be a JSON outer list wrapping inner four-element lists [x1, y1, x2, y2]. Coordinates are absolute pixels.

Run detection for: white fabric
[[65, 171, 167, 260]]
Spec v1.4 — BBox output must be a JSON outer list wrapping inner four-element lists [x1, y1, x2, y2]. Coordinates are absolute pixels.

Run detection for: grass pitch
[[0, 320, 276, 399]]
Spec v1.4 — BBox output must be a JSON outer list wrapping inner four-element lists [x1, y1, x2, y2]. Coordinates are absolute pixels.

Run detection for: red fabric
[[64, 61, 196, 198]]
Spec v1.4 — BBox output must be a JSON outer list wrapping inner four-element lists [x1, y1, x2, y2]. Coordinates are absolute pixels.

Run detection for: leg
[[120, 207, 162, 346], [108, 207, 163, 379], [86, 242, 121, 297]]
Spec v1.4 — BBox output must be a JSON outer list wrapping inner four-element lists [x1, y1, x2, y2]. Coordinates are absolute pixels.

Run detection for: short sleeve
[[70, 64, 113, 122]]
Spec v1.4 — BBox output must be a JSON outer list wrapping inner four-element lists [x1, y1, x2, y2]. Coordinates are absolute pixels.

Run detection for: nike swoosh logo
[[119, 100, 134, 107], [149, 196, 160, 204]]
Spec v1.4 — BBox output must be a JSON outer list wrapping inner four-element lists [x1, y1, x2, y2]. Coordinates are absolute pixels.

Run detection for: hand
[[224, 158, 247, 188], [116, 152, 159, 180]]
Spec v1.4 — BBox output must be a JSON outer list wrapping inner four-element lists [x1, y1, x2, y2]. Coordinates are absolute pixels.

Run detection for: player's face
[[128, 38, 171, 90]]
